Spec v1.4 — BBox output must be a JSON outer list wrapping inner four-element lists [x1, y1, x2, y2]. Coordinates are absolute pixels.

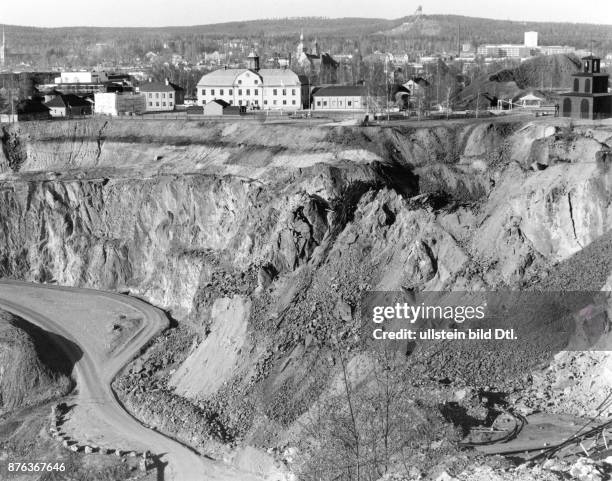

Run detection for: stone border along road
[[0, 280, 263, 481]]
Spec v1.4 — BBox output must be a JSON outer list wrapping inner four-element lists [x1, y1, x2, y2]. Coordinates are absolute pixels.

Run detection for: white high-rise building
[[0, 27, 5, 68], [524, 31, 538, 48]]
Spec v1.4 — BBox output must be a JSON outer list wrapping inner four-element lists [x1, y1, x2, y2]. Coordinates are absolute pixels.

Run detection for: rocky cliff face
[[1, 118, 611, 458]]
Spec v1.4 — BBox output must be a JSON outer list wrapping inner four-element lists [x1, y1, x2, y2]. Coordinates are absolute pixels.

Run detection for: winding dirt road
[[0, 280, 262, 481]]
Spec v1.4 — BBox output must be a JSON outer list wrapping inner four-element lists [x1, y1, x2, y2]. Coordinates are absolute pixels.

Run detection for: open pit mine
[[1, 117, 612, 481]]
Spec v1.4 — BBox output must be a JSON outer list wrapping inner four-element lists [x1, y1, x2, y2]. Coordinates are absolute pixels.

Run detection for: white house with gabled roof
[[197, 54, 304, 110]]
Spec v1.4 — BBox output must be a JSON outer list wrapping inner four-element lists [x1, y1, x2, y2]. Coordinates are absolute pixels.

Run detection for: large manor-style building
[[196, 52, 307, 110]]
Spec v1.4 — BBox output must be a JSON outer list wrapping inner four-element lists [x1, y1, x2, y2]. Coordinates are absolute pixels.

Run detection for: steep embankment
[[0, 311, 72, 413], [1, 118, 612, 476]]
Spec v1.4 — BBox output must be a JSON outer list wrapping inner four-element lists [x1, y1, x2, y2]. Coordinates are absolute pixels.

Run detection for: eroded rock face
[[1, 119, 611, 445]]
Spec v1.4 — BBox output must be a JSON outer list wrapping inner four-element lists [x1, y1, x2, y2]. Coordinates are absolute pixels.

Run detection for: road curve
[[0, 280, 262, 481]]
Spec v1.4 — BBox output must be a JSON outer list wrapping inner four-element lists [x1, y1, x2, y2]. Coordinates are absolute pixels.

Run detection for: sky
[[2, 0, 611, 28]]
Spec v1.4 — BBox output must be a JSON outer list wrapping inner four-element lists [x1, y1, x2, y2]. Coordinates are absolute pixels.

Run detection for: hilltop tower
[[560, 55, 611, 120]]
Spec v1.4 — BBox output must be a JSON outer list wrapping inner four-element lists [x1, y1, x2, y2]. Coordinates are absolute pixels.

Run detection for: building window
[[292, 89, 296, 95], [246, 89, 250, 95], [254, 79, 259, 84], [211, 89, 215, 95], [238, 80, 242, 84], [581, 98, 589, 118], [283, 100, 287, 105], [162, 102, 166, 106], [202, 89, 206, 95], [220, 89, 224, 95], [169, 93, 173, 99], [148, 93, 152, 98], [156, 93, 159, 98], [562, 98, 571, 116], [316, 101, 321, 106], [323, 101, 327, 106], [238, 89, 242, 96], [239, 100, 242, 105], [585, 78, 591, 93], [273, 89, 277, 95], [254, 100, 258, 105], [282, 89, 286, 96], [162, 93, 166, 98], [273, 100, 277, 105], [254, 89, 258, 95], [264, 100, 268, 105], [292, 100, 296, 105], [148, 102, 153, 106], [156, 102, 159, 106], [229, 89, 233, 95], [573, 78, 579, 92], [229, 100, 233, 105], [348, 101, 352, 106]]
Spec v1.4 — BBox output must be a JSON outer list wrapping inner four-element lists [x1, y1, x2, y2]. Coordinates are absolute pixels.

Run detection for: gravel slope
[[0, 280, 264, 481]]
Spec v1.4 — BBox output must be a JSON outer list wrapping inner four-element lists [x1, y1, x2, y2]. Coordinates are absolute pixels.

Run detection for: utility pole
[[436, 61, 439, 108], [385, 56, 389, 122]]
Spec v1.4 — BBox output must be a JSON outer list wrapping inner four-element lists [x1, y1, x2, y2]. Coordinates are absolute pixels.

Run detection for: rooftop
[[139, 81, 183, 92], [312, 85, 367, 97], [197, 68, 300, 86]]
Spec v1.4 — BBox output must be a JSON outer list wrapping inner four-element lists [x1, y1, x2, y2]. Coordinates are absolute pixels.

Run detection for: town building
[[524, 31, 538, 48], [197, 53, 305, 110], [44, 94, 92, 117], [514, 92, 546, 109], [138, 79, 184, 112], [477, 44, 533, 58], [94, 92, 146, 116], [16, 98, 51, 121], [37, 71, 134, 97], [55, 71, 106, 84], [476, 31, 576, 59], [295, 32, 339, 84], [539, 46, 575, 56], [311, 85, 367, 111], [203, 99, 244, 116], [0, 27, 5, 69], [560, 55, 612, 120], [403, 77, 430, 96]]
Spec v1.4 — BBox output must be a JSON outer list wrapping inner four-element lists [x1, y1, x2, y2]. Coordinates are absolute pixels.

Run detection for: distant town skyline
[[1, 0, 611, 28]]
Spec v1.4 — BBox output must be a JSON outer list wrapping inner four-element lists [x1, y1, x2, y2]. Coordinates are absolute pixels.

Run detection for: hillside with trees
[[1, 14, 611, 71]]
